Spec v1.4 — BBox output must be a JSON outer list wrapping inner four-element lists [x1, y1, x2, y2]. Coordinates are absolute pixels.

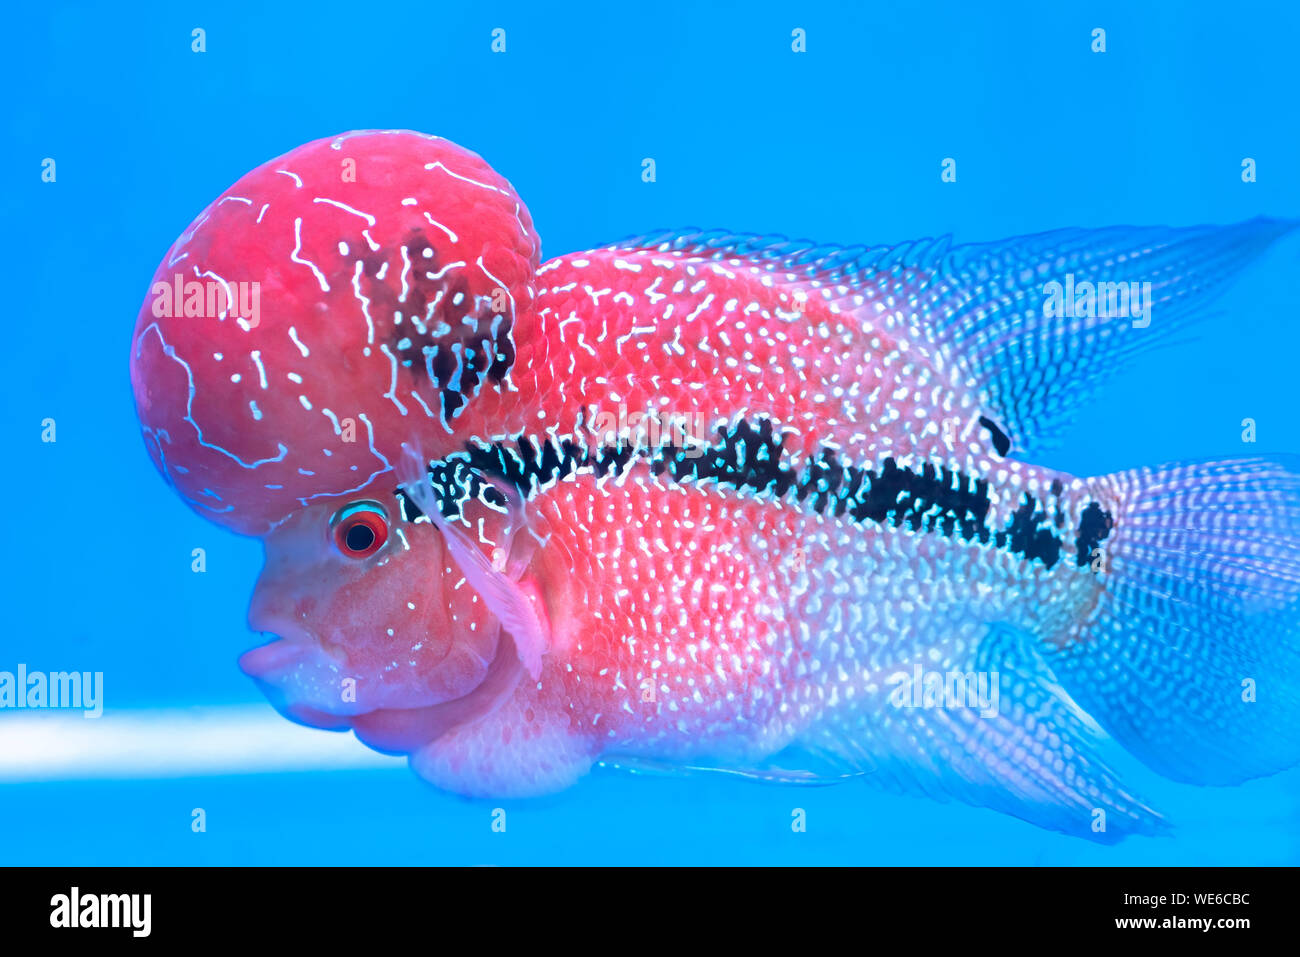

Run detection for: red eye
[[332, 502, 389, 558]]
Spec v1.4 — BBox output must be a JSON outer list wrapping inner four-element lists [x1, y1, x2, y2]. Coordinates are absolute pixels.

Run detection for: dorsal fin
[[921, 218, 1298, 452], [610, 227, 952, 285], [611, 219, 1298, 453]]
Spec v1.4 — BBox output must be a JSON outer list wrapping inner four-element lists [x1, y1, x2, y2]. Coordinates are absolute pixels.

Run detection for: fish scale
[[502, 249, 976, 466], [130, 131, 1300, 837], [481, 440, 1094, 764]]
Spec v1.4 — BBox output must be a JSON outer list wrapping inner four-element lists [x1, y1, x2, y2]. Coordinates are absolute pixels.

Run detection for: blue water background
[[1, 0, 1298, 864]]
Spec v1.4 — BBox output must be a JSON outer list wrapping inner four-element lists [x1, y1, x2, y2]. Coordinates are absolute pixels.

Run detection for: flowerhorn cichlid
[[129, 130, 1300, 841]]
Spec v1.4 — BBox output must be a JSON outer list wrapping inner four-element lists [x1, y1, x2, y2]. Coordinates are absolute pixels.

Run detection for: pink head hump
[[130, 130, 541, 535]]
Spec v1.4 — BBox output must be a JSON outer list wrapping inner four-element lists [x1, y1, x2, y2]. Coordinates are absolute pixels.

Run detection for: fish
[[129, 129, 1300, 842]]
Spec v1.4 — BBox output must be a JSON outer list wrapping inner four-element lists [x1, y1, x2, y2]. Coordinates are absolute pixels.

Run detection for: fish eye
[[331, 502, 389, 558]]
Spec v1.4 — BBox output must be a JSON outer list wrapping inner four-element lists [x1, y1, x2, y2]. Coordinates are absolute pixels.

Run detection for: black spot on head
[[360, 228, 516, 423]]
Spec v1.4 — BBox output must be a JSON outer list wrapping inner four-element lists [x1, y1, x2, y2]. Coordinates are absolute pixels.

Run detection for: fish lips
[[239, 628, 526, 754], [239, 619, 501, 710]]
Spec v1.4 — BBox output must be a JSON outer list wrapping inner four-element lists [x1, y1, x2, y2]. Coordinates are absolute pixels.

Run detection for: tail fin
[[1050, 457, 1300, 785]]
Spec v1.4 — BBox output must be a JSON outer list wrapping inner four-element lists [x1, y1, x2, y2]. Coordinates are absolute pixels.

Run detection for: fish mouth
[[239, 627, 525, 754]]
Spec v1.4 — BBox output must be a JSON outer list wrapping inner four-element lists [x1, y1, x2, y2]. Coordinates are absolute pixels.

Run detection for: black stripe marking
[[1074, 501, 1114, 567], [396, 417, 1110, 571]]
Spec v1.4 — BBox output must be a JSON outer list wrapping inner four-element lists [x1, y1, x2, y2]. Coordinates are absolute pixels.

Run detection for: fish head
[[238, 477, 532, 747], [129, 128, 541, 536], [128, 130, 547, 750]]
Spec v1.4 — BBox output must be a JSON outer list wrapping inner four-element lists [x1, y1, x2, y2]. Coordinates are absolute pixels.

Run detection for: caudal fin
[[1050, 457, 1300, 785]]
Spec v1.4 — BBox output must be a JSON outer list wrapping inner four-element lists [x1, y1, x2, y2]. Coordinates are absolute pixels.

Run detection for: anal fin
[[796, 624, 1168, 843], [598, 751, 872, 787]]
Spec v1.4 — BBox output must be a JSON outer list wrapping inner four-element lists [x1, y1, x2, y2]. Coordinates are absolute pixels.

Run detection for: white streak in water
[[0, 706, 399, 781]]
